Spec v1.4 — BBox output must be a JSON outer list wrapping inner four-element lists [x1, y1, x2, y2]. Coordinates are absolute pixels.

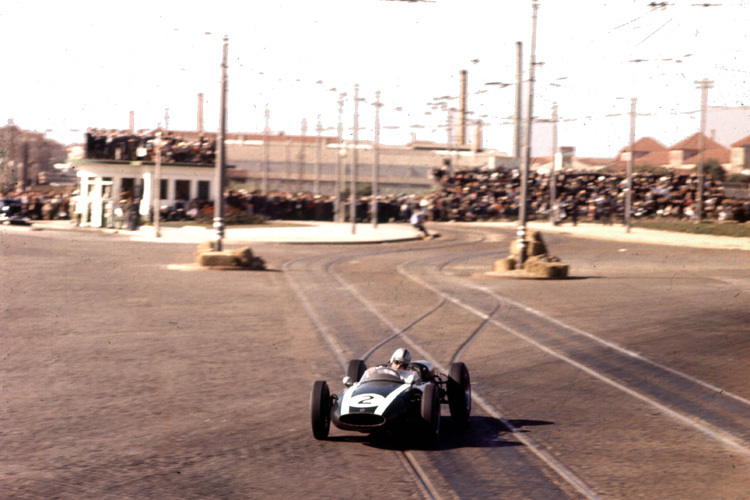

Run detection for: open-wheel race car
[[310, 348, 471, 441]]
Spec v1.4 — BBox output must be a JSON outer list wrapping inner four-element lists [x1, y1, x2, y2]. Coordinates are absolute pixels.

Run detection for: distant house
[[730, 134, 750, 173], [531, 156, 611, 173], [608, 137, 670, 172], [608, 134, 740, 174], [668, 133, 731, 171]]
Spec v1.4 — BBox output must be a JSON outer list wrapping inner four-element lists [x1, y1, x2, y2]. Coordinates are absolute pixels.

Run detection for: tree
[[0, 149, 20, 194], [728, 173, 750, 183], [702, 159, 725, 181], [635, 164, 670, 177]]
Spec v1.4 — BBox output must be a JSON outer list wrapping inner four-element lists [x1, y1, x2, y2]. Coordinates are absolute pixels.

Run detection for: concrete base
[[480, 270, 549, 280]]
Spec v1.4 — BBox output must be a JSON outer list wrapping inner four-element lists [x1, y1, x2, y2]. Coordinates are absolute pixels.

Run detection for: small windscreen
[[360, 367, 403, 383]]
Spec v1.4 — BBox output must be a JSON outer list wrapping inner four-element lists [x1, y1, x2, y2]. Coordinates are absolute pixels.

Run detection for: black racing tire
[[421, 382, 441, 438], [448, 362, 471, 426], [310, 380, 331, 440], [346, 359, 367, 382]]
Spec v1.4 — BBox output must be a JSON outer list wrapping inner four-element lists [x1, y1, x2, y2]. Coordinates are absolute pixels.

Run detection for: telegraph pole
[[549, 102, 558, 224], [213, 35, 228, 251], [335, 93, 345, 222], [351, 84, 361, 234], [694, 78, 713, 224], [315, 115, 323, 196], [514, 42, 523, 160], [372, 91, 382, 228], [153, 131, 163, 238], [626, 98, 636, 233], [262, 107, 270, 195], [298, 118, 307, 193], [517, 1, 539, 266]]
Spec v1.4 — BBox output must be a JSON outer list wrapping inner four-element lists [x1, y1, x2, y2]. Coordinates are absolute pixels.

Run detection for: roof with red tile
[[670, 132, 728, 152], [731, 134, 750, 147], [618, 137, 668, 154], [682, 147, 732, 164]]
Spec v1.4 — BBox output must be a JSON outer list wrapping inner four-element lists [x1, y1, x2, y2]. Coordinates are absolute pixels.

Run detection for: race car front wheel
[[310, 380, 331, 440], [448, 362, 471, 426], [421, 382, 441, 439], [347, 359, 367, 382]]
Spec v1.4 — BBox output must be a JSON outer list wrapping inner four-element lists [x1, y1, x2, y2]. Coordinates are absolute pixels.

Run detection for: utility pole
[[514, 41, 523, 161], [694, 78, 713, 224], [626, 98, 636, 233], [198, 93, 204, 134], [285, 137, 292, 190], [351, 83, 361, 234], [549, 102, 558, 224], [459, 70, 468, 145], [315, 115, 323, 196], [213, 35, 228, 251], [262, 107, 270, 195], [517, 1, 539, 266], [153, 132, 162, 238], [335, 93, 346, 222], [298, 118, 307, 193], [372, 91, 382, 228]]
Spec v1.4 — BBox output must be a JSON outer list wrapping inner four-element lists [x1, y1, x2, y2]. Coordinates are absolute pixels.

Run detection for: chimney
[[129, 111, 134, 133], [198, 93, 204, 134], [472, 121, 483, 152], [458, 69, 468, 145]]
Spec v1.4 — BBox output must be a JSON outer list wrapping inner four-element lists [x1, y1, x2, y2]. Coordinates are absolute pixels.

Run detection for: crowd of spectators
[[428, 166, 750, 224], [4, 166, 749, 227], [85, 129, 216, 164], [0, 191, 73, 221], [145, 165, 750, 226]]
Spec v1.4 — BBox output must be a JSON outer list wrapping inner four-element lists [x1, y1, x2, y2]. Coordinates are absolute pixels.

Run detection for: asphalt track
[[2, 223, 749, 499]]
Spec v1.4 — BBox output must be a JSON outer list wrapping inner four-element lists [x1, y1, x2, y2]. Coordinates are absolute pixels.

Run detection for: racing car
[[310, 348, 471, 440]]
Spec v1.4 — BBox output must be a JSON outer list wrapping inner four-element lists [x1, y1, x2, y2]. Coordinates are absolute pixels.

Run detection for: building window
[[175, 180, 190, 201], [198, 180, 210, 200], [103, 177, 112, 198], [121, 178, 135, 198], [159, 179, 168, 200]]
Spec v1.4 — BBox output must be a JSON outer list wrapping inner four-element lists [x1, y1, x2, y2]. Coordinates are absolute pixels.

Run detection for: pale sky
[[1, 0, 748, 157]]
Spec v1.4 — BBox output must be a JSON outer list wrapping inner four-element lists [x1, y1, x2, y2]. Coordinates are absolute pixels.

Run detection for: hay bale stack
[[233, 247, 266, 270], [524, 255, 568, 279], [500, 230, 570, 279], [494, 257, 516, 272], [508, 230, 548, 259], [196, 251, 238, 267], [195, 244, 266, 270], [196, 241, 215, 253]]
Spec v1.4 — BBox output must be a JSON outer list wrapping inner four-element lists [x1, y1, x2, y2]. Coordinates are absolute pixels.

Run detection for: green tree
[[635, 164, 671, 177], [728, 173, 750, 183], [702, 159, 725, 181]]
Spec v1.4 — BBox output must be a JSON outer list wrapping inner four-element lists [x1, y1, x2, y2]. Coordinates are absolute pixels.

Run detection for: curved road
[[2, 223, 749, 499]]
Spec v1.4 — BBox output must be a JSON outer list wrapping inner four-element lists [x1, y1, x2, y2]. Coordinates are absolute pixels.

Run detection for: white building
[[70, 129, 514, 228]]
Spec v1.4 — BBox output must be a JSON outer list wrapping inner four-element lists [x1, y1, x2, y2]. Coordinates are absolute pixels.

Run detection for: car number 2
[[350, 393, 385, 408]]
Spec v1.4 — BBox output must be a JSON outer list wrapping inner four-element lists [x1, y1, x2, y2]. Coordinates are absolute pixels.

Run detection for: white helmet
[[389, 348, 411, 367]]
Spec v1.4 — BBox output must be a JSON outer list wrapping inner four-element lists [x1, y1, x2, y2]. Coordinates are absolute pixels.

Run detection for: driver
[[388, 348, 411, 371]]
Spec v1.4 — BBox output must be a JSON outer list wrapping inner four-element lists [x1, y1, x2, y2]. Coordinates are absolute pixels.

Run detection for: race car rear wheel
[[421, 382, 441, 438], [448, 362, 471, 426], [310, 380, 331, 440], [346, 359, 367, 382]]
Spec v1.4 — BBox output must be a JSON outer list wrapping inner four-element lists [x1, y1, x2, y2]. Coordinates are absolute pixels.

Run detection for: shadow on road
[[336, 416, 553, 451]]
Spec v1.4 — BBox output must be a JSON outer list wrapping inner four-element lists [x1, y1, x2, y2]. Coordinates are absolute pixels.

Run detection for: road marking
[[396, 256, 750, 457]]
